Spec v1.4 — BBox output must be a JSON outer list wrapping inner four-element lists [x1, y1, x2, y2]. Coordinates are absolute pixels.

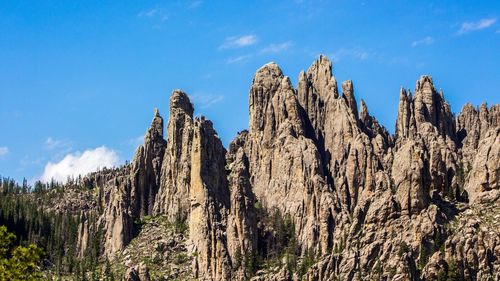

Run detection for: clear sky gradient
[[1, 0, 499, 183]]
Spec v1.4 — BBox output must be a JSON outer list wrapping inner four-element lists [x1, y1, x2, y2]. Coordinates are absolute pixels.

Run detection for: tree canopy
[[0, 225, 43, 280]]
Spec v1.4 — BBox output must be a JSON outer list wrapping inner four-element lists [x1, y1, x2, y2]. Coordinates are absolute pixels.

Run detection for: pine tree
[[0, 225, 43, 280]]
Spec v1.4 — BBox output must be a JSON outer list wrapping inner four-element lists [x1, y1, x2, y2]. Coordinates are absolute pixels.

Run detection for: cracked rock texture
[[64, 55, 498, 280]]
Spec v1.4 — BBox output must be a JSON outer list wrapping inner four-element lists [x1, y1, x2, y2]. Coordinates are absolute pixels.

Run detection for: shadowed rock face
[[74, 55, 498, 280], [131, 108, 166, 218], [153, 90, 195, 221]]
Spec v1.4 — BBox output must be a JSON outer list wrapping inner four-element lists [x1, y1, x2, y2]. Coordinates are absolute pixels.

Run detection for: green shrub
[[173, 212, 188, 234], [418, 244, 430, 269], [398, 241, 410, 257], [298, 248, 315, 278], [0, 225, 43, 280]]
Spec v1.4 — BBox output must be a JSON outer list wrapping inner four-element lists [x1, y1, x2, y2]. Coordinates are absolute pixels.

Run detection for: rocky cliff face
[[154, 90, 195, 221], [70, 55, 498, 280]]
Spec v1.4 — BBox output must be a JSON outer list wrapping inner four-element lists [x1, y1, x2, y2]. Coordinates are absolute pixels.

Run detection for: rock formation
[[52, 55, 498, 280], [154, 90, 195, 221], [188, 117, 231, 280], [131, 108, 166, 218]]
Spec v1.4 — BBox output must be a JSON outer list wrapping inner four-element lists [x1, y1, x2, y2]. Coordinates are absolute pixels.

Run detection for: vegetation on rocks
[[0, 55, 499, 280]]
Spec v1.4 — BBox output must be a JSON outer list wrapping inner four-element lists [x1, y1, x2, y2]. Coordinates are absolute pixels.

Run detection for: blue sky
[[0, 0, 499, 183]]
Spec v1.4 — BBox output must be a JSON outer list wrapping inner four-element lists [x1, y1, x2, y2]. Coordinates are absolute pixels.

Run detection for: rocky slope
[[48, 55, 499, 280]]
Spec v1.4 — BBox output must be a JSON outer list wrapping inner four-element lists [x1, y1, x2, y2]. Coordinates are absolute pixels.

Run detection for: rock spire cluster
[[73, 55, 499, 280]]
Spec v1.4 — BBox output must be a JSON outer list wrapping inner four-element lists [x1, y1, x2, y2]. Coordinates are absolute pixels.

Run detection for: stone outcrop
[[457, 103, 500, 169], [463, 127, 499, 203], [131, 108, 166, 217], [154, 90, 195, 221], [81, 108, 170, 256], [226, 132, 258, 279], [396, 76, 456, 141], [62, 55, 498, 281], [297, 55, 338, 143], [394, 78, 460, 207], [188, 117, 231, 280]]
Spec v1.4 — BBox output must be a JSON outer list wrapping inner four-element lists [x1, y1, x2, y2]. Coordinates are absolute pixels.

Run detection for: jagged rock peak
[[252, 62, 284, 91], [414, 76, 438, 123], [395, 87, 414, 139], [296, 55, 341, 143], [415, 75, 434, 91], [32, 56, 500, 281], [359, 99, 368, 121], [341, 80, 353, 92], [305, 54, 338, 99], [130, 106, 167, 219], [415, 75, 456, 139], [399, 86, 410, 99], [396, 76, 455, 141], [170, 89, 194, 117], [457, 102, 500, 168], [249, 61, 304, 136], [153, 90, 196, 219], [189, 114, 231, 280], [342, 80, 358, 117], [147, 108, 164, 139], [308, 54, 332, 77]]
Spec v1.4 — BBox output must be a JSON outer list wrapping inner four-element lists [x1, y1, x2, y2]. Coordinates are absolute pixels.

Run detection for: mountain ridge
[[1, 54, 498, 280]]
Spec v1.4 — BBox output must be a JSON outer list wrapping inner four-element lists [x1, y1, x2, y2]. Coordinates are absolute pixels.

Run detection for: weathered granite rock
[[457, 103, 500, 170], [131, 108, 166, 217], [342, 80, 358, 118], [464, 128, 499, 203], [392, 139, 430, 215], [413, 76, 456, 141], [246, 61, 337, 254], [62, 55, 498, 281], [154, 90, 195, 221], [394, 77, 460, 201], [188, 117, 231, 280], [297, 54, 338, 143], [77, 109, 169, 257], [226, 132, 258, 279]]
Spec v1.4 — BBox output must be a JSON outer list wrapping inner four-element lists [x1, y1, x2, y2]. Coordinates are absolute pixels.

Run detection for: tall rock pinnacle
[[61, 55, 499, 281], [189, 117, 230, 280], [154, 90, 195, 220], [342, 80, 358, 118], [396, 75, 456, 142], [131, 108, 167, 217], [298, 55, 339, 141]]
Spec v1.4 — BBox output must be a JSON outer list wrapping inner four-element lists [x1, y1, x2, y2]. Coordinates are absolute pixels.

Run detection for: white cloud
[[227, 54, 253, 64], [411, 36, 434, 47], [45, 137, 59, 149], [458, 18, 496, 34], [40, 146, 119, 183], [260, 41, 293, 54], [138, 9, 158, 17], [188, 0, 202, 9], [138, 8, 169, 22], [45, 137, 72, 150], [219, 35, 258, 49], [190, 93, 224, 108], [0, 146, 8, 157], [331, 48, 371, 62]]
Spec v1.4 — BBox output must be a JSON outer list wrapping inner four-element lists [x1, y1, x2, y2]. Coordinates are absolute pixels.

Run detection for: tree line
[[0, 177, 104, 280]]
